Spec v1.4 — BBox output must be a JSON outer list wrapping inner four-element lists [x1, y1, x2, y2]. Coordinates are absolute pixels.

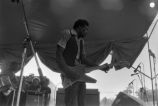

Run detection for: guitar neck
[[84, 61, 129, 73], [85, 64, 107, 73]]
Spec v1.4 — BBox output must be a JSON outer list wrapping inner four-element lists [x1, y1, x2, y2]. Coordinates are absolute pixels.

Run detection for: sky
[[11, 12, 158, 101]]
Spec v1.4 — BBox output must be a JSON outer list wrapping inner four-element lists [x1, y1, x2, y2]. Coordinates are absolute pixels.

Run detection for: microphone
[[131, 73, 139, 76], [133, 63, 141, 73], [149, 49, 156, 58], [11, 0, 19, 3]]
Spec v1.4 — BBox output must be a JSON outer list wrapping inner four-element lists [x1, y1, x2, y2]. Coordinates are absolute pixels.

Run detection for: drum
[[0, 74, 12, 92]]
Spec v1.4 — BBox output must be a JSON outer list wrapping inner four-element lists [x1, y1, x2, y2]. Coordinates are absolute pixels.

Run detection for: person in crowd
[[0, 61, 22, 106], [29, 77, 41, 91]]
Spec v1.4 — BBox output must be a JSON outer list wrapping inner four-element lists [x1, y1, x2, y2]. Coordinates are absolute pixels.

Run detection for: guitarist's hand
[[100, 63, 112, 73]]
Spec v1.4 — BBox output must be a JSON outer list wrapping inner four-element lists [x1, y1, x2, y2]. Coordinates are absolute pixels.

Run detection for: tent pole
[[19, 0, 43, 77], [16, 43, 27, 106], [153, 58, 158, 106], [148, 19, 158, 40], [147, 33, 155, 106], [15, 0, 44, 106]]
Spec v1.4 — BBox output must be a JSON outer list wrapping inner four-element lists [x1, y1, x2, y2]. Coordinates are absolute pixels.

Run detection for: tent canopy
[[0, 0, 157, 73]]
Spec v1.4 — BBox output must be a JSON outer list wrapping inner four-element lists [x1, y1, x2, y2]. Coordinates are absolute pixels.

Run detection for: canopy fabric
[[111, 37, 148, 70], [0, 0, 157, 73]]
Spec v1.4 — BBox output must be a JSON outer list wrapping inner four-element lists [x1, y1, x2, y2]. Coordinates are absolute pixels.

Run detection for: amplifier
[[56, 88, 100, 106], [25, 91, 46, 106]]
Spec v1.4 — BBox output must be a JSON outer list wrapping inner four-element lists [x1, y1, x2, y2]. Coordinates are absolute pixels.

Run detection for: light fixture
[[150, 2, 155, 8]]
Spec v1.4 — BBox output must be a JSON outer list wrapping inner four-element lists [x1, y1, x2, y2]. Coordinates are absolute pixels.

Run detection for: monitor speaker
[[112, 92, 145, 106]]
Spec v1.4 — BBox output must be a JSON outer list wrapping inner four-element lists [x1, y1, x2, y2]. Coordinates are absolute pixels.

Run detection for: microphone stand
[[131, 68, 149, 102], [132, 17, 158, 105], [131, 65, 151, 103], [137, 74, 144, 99], [15, 0, 44, 106], [131, 66, 151, 80], [145, 18, 158, 106], [128, 79, 135, 96], [132, 59, 156, 106]]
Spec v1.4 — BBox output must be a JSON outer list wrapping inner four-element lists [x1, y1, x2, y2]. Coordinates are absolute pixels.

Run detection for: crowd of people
[[0, 61, 51, 106]]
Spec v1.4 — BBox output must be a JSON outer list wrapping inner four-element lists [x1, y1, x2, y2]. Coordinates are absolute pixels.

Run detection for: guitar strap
[[79, 39, 84, 64]]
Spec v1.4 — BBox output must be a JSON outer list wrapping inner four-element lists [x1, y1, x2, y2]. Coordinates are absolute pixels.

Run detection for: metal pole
[[153, 58, 158, 106], [148, 19, 158, 40], [20, 0, 43, 77], [15, 0, 44, 106], [142, 63, 149, 102], [145, 18, 158, 106], [131, 66, 151, 80], [147, 34, 155, 106], [131, 66, 150, 102], [16, 47, 27, 106], [137, 74, 144, 99]]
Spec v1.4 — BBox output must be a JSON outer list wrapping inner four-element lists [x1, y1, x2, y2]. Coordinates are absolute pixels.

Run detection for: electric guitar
[[61, 61, 130, 89], [61, 63, 112, 89]]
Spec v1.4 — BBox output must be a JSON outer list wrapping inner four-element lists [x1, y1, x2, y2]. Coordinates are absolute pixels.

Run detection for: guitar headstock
[[100, 61, 130, 73], [100, 63, 112, 73], [112, 61, 130, 69]]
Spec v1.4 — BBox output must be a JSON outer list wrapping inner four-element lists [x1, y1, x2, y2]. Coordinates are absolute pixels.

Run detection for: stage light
[[150, 2, 155, 8]]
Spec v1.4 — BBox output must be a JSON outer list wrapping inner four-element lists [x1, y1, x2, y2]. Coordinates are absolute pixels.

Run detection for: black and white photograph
[[0, 0, 158, 106]]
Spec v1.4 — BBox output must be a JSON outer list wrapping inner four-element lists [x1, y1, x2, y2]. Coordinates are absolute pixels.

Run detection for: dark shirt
[[58, 29, 81, 66], [63, 36, 78, 66]]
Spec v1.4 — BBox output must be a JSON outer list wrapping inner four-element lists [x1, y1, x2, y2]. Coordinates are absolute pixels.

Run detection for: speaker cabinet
[[25, 91, 46, 106], [56, 88, 100, 106]]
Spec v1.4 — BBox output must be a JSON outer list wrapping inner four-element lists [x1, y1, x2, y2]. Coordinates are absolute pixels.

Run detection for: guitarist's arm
[[80, 54, 111, 73]]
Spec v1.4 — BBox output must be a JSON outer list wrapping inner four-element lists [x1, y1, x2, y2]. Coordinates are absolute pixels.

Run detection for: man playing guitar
[[56, 19, 111, 106]]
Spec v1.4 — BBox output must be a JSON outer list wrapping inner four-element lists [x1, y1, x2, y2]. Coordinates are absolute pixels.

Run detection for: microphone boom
[[134, 63, 141, 73]]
